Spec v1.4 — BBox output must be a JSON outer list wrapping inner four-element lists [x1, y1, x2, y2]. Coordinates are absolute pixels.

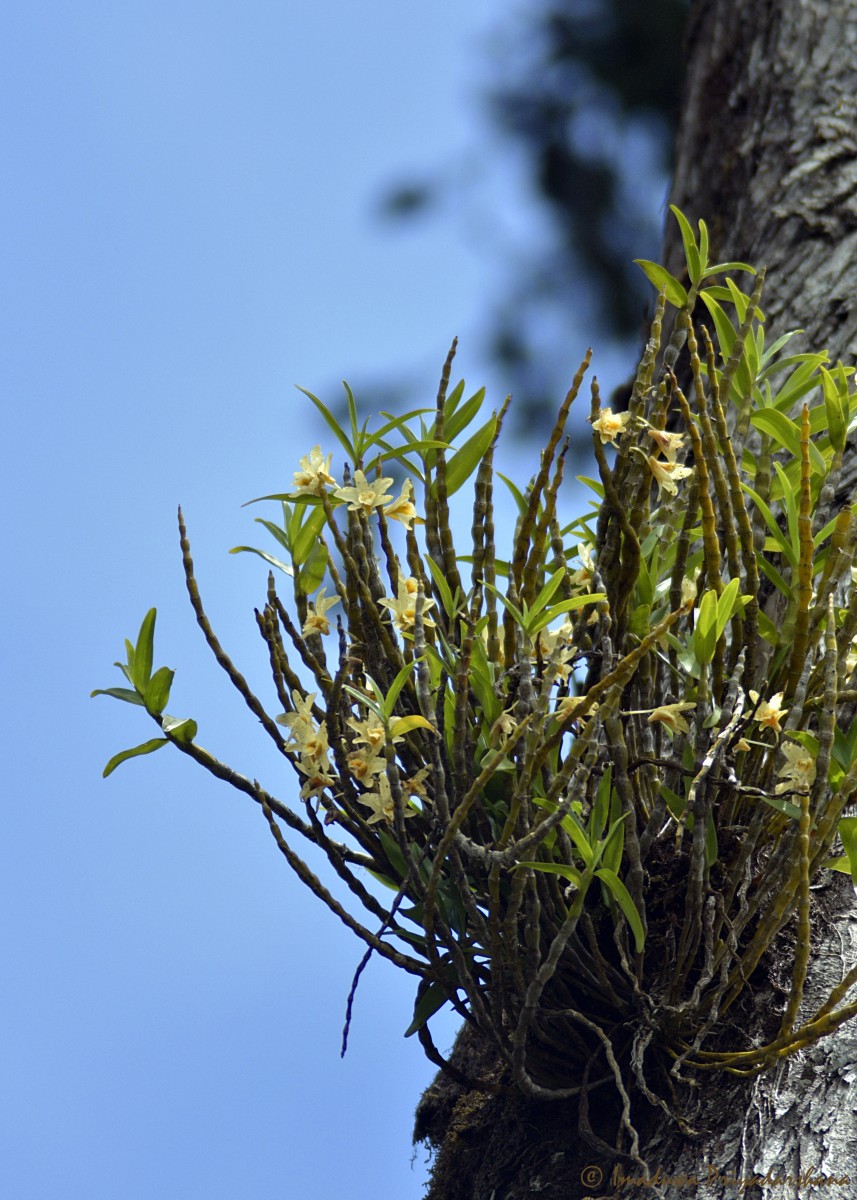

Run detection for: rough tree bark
[[415, 3, 857, 1197]]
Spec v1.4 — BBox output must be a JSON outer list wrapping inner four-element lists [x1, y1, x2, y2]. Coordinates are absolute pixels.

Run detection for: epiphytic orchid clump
[[95, 209, 857, 1136]]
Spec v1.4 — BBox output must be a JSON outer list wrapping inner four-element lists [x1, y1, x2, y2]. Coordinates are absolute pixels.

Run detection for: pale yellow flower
[[278, 691, 332, 775], [535, 619, 573, 658], [681, 573, 699, 608], [346, 747, 387, 782], [647, 455, 694, 497], [569, 543, 596, 589], [534, 620, 575, 680], [297, 765, 337, 800], [379, 576, 436, 633], [554, 697, 599, 725], [346, 713, 389, 753], [358, 773, 417, 825], [776, 741, 816, 793], [383, 479, 423, 529], [646, 428, 686, 462], [277, 690, 318, 743], [293, 446, 337, 496], [333, 470, 394, 514], [748, 690, 788, 734], [647, 702, 696, 735], [489, 708, 519, 747], [590, 407, 631, 447], [403, 767, 430, 801], [298, 723, 330, 767], [301, 588, 340, 637]]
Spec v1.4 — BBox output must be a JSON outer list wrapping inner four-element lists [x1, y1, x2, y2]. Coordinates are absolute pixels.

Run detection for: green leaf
[[837, 818, 857, 886], [823, 855, 851, 875], [483, 581, 525, 629], [298, 540, 328, 594], [699, 292, 737, 363], [295, 386, 356, 462], [381, 659, 420, 719], [770, 355, 829, 412], [404, 981, 452, 1037], [375, 406, 436, 443], [740, 483, 799, 569], [771, 463, 803, 566], [103, 737, 169, 778], [424, 555, 459, 619], [144, 666, 175, 715], [526, 593, 606, 636], [821, 365, 849, 455], [595, 868, 645, 952], [133, 608, 157, 692], [444, 387, 486, 444], [291, 504, 328, 566], [670, 205, 701, 285], [518, 860, 585, 888], [90, 686, 146, 706], [389, 714, 434, 738], [633, 260, 688, 307], [755, 557, 792, 605], [698, 217, 709, 270], [564, 812, 596, 868], [247, 513, 290, 554], [588, 765, 613, 843], [444, 414, 497, 495], [162, 715, 197, 743], [693, 589, 718, 666], [498, 472, 529, 516], [575, 475, 605, 501], [343, 682, 384, 721], [702, 261, 757, 277], [528, 568, 567, 620], [377, 827, 409, 881], [229, 545, 295, 575], [758, 332, 804, 370], [342, 380, 360, 456], [758, 792, 802, 821], [715, 577, 750, 640], [751, 409, 827, 476]]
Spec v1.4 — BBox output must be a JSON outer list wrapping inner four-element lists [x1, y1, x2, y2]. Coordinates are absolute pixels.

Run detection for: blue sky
[[3, 4, 647, 1197]]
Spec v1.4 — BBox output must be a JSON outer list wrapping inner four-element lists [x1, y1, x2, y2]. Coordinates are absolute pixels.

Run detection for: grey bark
[[416, 2, 857, 1195], [656, 2, 857, 1194], [668, 0, 857, 519]]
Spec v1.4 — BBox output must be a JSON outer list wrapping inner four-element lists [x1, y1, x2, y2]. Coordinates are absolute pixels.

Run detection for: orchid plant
[[94, 209, 857, 1125]]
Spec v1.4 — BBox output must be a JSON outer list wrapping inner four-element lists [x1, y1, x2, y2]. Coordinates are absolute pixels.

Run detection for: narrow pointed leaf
[[91, 686, 146, 705], [296, 386, 356, 461], [634, 260, 688, 307], [229, 546, 295, 575], [103, 737, 169, 778], [444, 415, 497, 495], [518, 860, 585, 887], [595, 868, 645, 952], [670, 205, 701, 284], [144, 666, 175, 715], [133, 609, 157, 691]]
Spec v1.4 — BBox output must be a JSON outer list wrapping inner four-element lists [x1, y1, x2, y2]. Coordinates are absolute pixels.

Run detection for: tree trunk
[[415, 2, 857, 1196]]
